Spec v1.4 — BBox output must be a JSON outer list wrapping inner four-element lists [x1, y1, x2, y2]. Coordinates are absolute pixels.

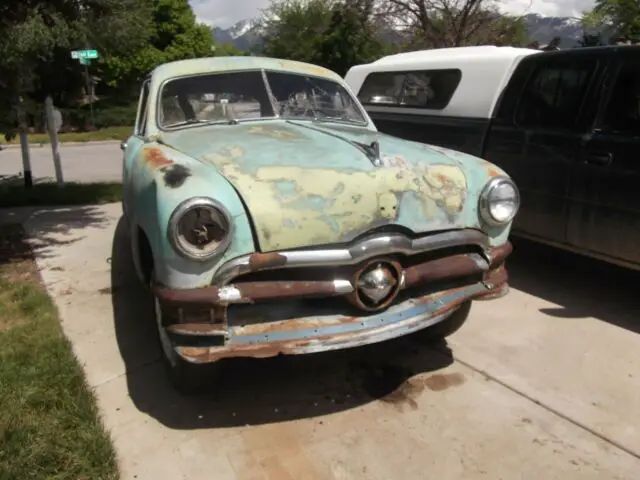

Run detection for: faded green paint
[[157, 120, 505, 253]]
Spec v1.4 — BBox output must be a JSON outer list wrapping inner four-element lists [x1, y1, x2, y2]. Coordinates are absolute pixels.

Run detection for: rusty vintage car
[[120, 56, 519, 393]]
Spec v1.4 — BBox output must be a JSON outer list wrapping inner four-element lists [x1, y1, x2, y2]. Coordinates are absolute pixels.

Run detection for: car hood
[[159, 120, 478, 252]]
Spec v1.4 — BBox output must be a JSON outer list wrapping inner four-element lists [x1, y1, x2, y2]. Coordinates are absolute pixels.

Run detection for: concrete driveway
[[21, 203, 640, 479]]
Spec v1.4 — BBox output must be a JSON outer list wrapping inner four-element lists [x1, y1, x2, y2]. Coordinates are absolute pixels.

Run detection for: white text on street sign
[[70, 49, 99, 60]]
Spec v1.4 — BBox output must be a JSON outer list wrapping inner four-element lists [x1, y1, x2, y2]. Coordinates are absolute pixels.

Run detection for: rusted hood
[[160, 120, 475, 252]]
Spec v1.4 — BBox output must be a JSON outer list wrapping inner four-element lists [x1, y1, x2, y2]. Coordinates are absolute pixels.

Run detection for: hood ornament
[[354, 139, 383, 167]]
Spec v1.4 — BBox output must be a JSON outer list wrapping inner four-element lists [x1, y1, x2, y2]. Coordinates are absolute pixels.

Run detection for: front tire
[[151, 274, 221, 395], [419, 300, 472, 341]]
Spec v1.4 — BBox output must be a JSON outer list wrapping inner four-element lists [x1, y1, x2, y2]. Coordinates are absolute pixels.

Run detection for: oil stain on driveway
[[21, 203, 640, 479]]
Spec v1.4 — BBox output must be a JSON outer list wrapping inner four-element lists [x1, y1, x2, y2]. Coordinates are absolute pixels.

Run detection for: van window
[[599, 62, 640, 135], [357, 69, 462, 110], [516, 60, 597, 129]]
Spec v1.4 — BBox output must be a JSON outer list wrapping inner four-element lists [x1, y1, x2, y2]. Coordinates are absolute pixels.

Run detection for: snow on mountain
[[213, 13, 590, 51]]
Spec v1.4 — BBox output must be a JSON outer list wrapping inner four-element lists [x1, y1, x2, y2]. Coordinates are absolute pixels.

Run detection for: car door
[[487, 54, 602, 245], [566, 53, 640, 267], [122, 79, 150, 215]]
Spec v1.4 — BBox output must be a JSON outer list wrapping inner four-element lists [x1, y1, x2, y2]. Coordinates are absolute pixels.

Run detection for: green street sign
[[79, 58, 91, 65], [71, 49, 99, 60]]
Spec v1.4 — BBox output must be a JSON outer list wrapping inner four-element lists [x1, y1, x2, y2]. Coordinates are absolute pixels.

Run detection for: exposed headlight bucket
[[168, 197, 233, 261], [479, 176, 520, 227]]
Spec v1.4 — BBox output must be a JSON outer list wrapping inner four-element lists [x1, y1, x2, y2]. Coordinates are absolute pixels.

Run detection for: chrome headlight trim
[[478, 176, 520, 227], [167, 197, 234, 262]]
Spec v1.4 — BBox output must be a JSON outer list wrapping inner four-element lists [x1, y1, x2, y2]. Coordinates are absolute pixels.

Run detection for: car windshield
[[158, 69, 366, 129]]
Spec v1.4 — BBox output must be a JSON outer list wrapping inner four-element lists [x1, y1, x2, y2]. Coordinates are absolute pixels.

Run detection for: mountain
[[212, 13, 589, 52]]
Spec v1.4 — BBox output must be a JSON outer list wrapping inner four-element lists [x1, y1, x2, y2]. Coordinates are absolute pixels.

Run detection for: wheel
[[151, 273, 221, 395], [418, 300, 472, 341]]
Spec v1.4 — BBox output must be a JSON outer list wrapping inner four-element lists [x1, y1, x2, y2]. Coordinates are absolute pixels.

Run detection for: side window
[[598, 62, 640, 136], [357, 69, 462, 110], [135, 81, 150, 136], [516, 60, 597, 129]]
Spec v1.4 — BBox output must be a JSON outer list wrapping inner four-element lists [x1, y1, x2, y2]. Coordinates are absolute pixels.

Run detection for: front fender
[[128, 142, 256, 289], [417, 142, 516, 247]]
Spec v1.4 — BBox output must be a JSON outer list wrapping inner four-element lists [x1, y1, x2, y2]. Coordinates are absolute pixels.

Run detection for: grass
[[0, 182, 123, 208], [0, 126, 131, 145], [0, 224, 119, 479]]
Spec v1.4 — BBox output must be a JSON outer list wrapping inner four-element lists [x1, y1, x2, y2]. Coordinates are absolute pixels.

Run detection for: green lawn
[[0, 126, 131, 145], [0, 182, 123, 208], [0, 224, 119, 479]]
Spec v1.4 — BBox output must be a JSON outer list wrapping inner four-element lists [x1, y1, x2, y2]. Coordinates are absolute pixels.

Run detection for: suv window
[[358, 69, 462, 110], [516, 60, 597, 129], [599, 62, 640, 136], [135, 81, 150, 136]]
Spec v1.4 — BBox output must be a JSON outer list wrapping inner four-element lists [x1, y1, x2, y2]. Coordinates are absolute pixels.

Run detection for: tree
[[101, 0, 214, 94], [261, 0, 385, 75], [0, 0, 152, 150], [380, 0, 530, 48], [319, 1, 384, 75], [578, 32, 605, 47], [583, 0, 640, 44], [213, 43, 251, 56], [261, 0, 334, 65]]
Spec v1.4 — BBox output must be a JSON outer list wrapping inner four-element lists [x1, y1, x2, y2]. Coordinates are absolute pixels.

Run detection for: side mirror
[[120, 140, 127, 151]]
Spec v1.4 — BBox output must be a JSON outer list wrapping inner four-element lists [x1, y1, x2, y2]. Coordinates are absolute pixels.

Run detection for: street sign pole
[[84, 63, 95, 128], [71, 49, 99, 129]]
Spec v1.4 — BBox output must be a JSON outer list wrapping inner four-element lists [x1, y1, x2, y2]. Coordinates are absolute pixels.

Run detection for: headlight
[[167, 197, 233, 261], [478, 176, 520, 227]]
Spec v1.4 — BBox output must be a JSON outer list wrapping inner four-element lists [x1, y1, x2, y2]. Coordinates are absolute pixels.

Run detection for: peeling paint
[[202, 159, 467, 251], [248, 125, 299, 140], [217, 285, 242, 302], [144, 147, 174, 168]]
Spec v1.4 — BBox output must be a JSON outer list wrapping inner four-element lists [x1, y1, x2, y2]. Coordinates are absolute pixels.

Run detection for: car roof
[[150, 56, 344, 84]]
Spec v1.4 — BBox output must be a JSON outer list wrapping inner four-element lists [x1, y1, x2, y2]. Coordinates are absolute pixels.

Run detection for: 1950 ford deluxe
[[121, 56, 519, 393]]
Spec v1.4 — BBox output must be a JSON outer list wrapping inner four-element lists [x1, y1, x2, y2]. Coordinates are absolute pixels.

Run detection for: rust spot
[[424, 372, 465, 391], [163, 164, 191, 188], [144, 147, 173, 169], [487, 242, 513, 266], [404, 253, 484, 287], [236, 280, 345, 302], [248, 252, 287, 270], [166, 323, 226, 336]]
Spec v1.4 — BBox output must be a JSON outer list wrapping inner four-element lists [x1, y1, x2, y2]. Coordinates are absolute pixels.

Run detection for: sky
[[190, 0, 596, 29]]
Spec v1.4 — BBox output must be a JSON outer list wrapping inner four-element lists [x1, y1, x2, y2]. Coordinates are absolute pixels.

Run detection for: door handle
[[583, 152, 612, 166]]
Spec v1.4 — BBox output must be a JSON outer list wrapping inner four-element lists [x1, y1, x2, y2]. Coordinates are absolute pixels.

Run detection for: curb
[[1, 140, 121, 149]]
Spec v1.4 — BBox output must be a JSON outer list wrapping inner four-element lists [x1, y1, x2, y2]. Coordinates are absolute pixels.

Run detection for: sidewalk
[[1, 139, 120, 149]]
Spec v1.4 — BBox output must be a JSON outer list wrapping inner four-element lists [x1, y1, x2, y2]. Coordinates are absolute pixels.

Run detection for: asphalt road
[[20, 203, 640, 480], [0, 142, 122, 183]]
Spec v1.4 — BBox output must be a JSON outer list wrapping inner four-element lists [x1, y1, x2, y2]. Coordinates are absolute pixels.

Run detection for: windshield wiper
[[163, 118, 238, 128]]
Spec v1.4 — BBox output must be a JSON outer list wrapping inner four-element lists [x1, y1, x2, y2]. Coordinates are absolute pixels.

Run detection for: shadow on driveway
[[507, 237, 640, 335], [110, 217, 455, 430], [0, 204, 111, 267]]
